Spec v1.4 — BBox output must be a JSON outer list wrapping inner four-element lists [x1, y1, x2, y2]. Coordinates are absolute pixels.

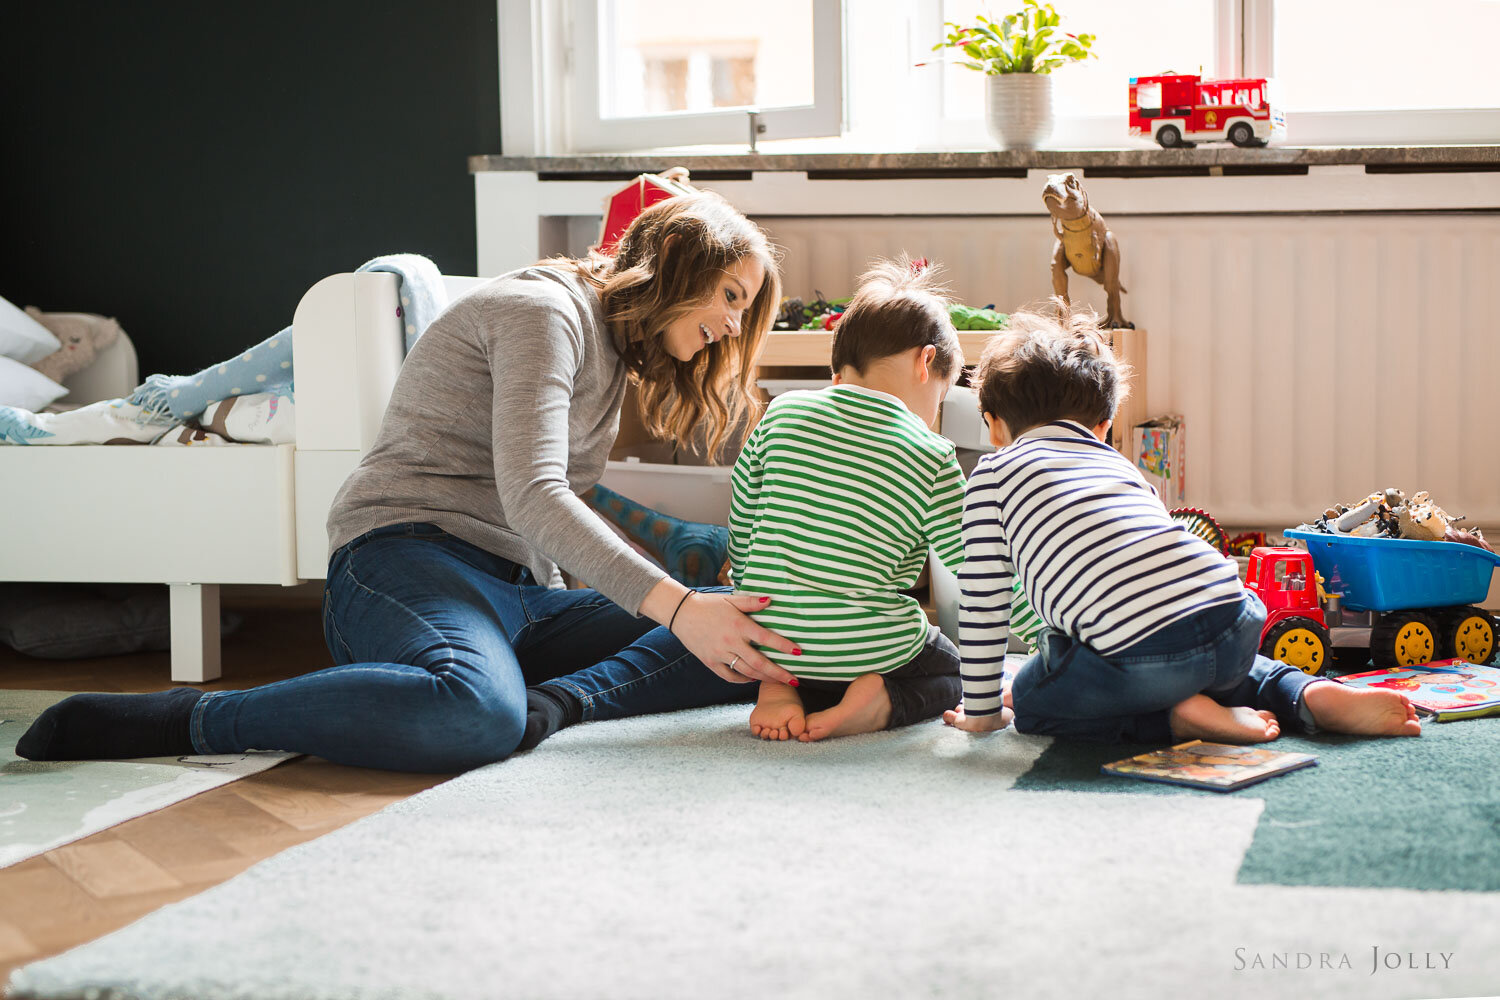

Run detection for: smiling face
[[659, 255, 767, 363]]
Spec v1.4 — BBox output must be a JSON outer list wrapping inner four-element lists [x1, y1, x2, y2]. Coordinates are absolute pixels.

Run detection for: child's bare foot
[[1002, 680, 1014, 710], [749, 681, 806, 741], [1302, 680, 1422, 737], [1169, 694, 1281, 744], [800, 673, 892, 742]]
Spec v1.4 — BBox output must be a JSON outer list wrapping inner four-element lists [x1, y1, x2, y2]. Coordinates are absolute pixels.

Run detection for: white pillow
[[0, 296, 62, 364], [0, 355, 68, 410]]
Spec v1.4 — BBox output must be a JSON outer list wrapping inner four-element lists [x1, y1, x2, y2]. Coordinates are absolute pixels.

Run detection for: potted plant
[[928, 1, 1096, 150]]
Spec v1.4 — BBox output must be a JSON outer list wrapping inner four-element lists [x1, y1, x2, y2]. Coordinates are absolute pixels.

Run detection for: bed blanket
[[0, 391, 296, 447], [0, 399, 175, 445], [131, 254, 445, 422]]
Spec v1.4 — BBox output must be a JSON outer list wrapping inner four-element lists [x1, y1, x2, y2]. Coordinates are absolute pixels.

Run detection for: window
[[1272, 0, 1500, 112], [1260, 0, 1500, 143], [939, 0, 1218, 117], [503, 0, 1500, 153], [568, 0, 842, 151], [838, 0, 1228, 149]]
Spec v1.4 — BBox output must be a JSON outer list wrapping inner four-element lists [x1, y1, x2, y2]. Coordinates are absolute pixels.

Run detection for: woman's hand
[[642, 580, 800, 685], [942, 703, 1014, 733]]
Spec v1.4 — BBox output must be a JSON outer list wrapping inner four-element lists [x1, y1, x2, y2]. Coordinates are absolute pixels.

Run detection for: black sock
[[15, 688, 204, 761], [516, 685, 582, 753]]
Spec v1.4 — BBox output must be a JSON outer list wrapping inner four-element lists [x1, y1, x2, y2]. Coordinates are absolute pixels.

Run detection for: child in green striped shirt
[[730, 258, 968, 741]]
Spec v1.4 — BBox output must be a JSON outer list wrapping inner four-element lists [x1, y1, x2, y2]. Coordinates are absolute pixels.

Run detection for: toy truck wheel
[[1260, 617, 1332, 675], [1228, 122, 1256, 147], [1370, 611, 1439, 668], [1156, 124, 1184, 148], [1441, 606, 1498, 664]]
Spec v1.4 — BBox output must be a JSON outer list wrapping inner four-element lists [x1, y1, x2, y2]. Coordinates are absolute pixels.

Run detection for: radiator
[[757, 213, 1500, 531]]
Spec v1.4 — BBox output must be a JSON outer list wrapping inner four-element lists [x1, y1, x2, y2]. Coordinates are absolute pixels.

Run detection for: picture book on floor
[[1335, 659, 1500, 721], [1101, 740, 1318, 792]]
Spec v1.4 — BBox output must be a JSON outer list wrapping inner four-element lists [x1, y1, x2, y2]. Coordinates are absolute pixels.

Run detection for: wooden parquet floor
[[0, 592, 456, 981]]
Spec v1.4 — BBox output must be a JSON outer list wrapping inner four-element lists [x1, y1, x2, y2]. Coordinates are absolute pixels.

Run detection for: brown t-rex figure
[[1043, 172, 1131, 329]]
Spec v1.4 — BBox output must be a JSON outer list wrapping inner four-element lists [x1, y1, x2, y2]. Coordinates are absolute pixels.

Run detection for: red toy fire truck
[[1128, 73, 1284, 149]]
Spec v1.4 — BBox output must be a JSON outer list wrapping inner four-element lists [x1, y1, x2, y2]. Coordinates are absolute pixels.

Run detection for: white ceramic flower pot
[[985, 73, 1054, 150]]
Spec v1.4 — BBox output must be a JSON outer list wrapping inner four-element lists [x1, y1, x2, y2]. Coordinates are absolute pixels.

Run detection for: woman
[[18, 192, 800, 772]]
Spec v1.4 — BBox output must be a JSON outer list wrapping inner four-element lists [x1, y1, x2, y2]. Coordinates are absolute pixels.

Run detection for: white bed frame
[[1, 273, 485, 683]]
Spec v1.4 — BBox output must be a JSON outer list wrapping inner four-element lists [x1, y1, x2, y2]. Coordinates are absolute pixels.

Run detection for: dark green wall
[[0, 1, 500, 376]]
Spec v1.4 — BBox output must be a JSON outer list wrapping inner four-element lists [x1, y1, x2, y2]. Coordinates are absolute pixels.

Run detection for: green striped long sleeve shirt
[[729, 385, 966, 679]]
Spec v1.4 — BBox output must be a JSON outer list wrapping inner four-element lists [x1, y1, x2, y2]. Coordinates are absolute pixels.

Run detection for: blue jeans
[[1010, 591, 1319, 745], [190, 523, 752, 771], [795, 626, 960, 728]]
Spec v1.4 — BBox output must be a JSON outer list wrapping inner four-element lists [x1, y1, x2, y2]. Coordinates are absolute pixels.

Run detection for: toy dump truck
[[1244, 530, 1500, 674]]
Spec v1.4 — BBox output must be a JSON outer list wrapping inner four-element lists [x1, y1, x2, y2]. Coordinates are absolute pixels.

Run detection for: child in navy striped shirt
[[944, 304, 1421, 745]]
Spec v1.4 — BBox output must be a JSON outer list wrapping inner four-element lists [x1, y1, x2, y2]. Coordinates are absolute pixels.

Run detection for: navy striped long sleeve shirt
[[957, 420, 1244, 717]]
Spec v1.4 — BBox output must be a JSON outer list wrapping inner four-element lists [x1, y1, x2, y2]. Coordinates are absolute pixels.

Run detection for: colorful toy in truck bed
[[1245, 488, 1500, 675], [1128, 73, 1284, 148]]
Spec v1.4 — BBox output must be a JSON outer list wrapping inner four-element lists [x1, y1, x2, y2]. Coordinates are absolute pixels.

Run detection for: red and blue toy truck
[[1245, 531, 1499, 674]]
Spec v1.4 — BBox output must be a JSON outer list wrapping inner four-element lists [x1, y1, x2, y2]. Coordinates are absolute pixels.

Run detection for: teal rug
[[1016, 702, 1500, 893], [11, 705, 1499, 1000], [1, 691, 294, 868]]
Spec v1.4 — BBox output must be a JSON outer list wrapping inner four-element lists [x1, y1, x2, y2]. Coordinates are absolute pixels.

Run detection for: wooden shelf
[[760, 330, 1000, 367]]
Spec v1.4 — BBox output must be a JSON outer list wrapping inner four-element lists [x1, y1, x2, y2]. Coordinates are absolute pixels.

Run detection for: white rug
[[1, 691, 294, 869], [9, 705, 1500, 1000]]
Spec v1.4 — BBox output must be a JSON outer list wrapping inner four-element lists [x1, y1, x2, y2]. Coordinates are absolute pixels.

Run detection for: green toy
[[949, 304, 1008, 330]]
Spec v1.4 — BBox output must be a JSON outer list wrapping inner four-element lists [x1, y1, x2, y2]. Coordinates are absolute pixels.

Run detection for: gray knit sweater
[[327, 267, 667, 613]]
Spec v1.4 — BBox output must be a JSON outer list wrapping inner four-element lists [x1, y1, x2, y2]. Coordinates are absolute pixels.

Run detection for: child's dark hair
[[830, 256, 961, 379], [974, 298, 1132, 437]]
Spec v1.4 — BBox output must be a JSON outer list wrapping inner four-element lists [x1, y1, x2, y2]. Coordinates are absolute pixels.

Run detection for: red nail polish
[[789, 678, 800, 687], [759, 596, 769, 603], [793, 648, 803, 655]]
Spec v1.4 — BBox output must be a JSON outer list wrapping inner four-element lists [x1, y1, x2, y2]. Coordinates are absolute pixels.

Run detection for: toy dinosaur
[[1042, 172, 1131, 329]]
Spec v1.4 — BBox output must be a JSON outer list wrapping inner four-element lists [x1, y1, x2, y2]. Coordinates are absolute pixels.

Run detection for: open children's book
[[1101, 740, 1318, 792], [1335, 659, 1500, 721]]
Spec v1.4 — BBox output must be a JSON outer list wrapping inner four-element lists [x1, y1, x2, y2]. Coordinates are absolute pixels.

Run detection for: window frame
[[564, 0, 844, 153], [498, 0, 1500, 155]]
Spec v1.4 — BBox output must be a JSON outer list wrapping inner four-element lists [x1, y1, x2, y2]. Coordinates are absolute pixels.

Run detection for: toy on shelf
[[1128, 73, 1284, 149], [1245, 531, 1500, 675], [597, 167, 696, 256], [774, 292, 851, 331], [1043, 172, 1130, 329], [1170, 507, 1230, 555], [949, 303, 1007, 330]]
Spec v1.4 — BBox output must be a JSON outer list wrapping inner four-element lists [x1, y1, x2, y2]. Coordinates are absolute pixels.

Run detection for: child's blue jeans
[[1010, 591, 1319, 744]]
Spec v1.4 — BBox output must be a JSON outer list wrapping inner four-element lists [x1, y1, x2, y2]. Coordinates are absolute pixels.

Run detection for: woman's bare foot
[[800, 673, 893, 742], [1169, 693, 1281, 744], [749, 681, 806, 741], [1302, 681, 1422, 737]]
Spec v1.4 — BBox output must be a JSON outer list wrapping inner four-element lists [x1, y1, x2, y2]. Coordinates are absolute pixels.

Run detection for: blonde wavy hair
[[549, 191, 781, 457]]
